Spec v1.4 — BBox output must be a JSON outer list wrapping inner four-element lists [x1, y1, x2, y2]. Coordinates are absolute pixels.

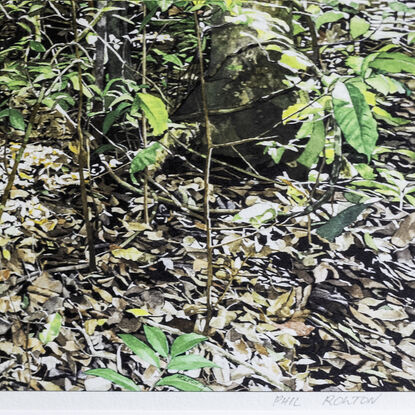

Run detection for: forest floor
[[1, 85, 415, 391]]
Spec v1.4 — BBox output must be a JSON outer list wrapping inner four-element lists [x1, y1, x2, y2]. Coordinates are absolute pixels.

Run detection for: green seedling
[[85, 325, 219, 391]]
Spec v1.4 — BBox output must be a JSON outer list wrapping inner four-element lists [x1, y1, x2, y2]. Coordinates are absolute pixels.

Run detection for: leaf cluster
[[85, 325, 219, 391]]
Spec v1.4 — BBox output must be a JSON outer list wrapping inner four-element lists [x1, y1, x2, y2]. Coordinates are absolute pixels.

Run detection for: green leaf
[[354, 163, 375, 180], [372, 106, 410, 126], [159, 0, 174, 12], [296, 121, 313, 139], [29, 40, 46, 52], [102, 110, 120, 134], [390, 2, 415, 13], [130, 142, 163, 177], [9, 109, 25, 131], [137, 93, 168, 136], [167, 354, 220, 371], [316, 204, 370, 242], [156, 374, 211, 391], [350, 16, 370, 39], [102, 102, 130, 134], [39, 313, 62, 344], [170, 333, 207, 358], [369, 52, 415, 75], [332, 82, 378, 161], [109, 93, 134, 109], [351, 179, 399, 196], [345, 56, 364, 75], [0, 109, 9, 119], [113, 14, 136, 25], [279, 51, 311, 72], [143, 325, 169, 358], [297, 118, 325, 168], [266, 146, 285, 164], [365, 74, 405, 96], [85, 369, 141, 391], [162, 54, 184, 67], [364, 233, 378, 251], [119, 334, 160, 368], [344, 191, 365, 204], [29, 3, 45, 14], [315, 11, 348, 30], [67, 72, 80, 90]]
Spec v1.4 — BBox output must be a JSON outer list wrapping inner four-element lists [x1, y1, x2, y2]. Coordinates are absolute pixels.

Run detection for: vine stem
[[71, 0, 96, 271], [193, 11, 214, 336]]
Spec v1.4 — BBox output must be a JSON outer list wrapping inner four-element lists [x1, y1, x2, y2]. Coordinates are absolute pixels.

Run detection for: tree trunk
[[92, 0, 134, 143]]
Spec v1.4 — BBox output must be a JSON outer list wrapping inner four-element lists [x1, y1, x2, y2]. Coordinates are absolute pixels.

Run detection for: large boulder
[[174, 1, 298, 164]]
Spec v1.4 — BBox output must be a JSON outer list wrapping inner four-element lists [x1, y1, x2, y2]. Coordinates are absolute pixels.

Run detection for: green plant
[[85, 325, 220, 391], [39, 313, 62, 344], [242, 0, 415, 231]]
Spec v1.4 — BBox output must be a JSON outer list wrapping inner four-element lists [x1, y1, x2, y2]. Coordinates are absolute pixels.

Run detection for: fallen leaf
[[111, 247, 146, 261], [272, 320, 315, 337], [0, 269, 11, 281], [126, 308, 151, 317], [391, 212, 415, 247], [275, 332, 299, 349], [397, 339, 415, 357], [0, 296, 22, 313], [267, 290, 295, 319], [358, 303, 408, 321]]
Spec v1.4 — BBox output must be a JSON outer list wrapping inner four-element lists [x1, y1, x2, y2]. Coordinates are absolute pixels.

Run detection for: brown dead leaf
[[0, 296, 22, 313], [12, 320, 27, 347], [313, 263, 339, 283], [272, 320, 315, 337], [29, 272, 63, 295], [209, 307, 238, 329], [324, 351, 363, 366], [27, 337, 46, 354], [254, 343, 269, 356], [267, 289, 295, 319], [92, 286, 113, 303], [0, 269, 11, 281], [193, 258, 208, 272], [194, 222, 207, 231], [233, 339, 251, 357], [349, 307, 385, 334], [16, 248, 39, 264], [391, 212, 415, 247]]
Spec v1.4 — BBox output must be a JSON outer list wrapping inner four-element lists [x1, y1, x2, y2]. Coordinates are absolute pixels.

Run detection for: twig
[[72, 321, 116, 361], [71, 0, 96, 271], [292, 3, 321, 67], [102, 160, 205, 220], [172, 86, 296, 121], [141, 2, 149, 225], [231, 146, 260, 176], [194, 11, 215, 336], [171, 134, 304, 193], [20, 263, 90, 282], [214, 254, 251, 308], [0, 88, 45, 221]]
